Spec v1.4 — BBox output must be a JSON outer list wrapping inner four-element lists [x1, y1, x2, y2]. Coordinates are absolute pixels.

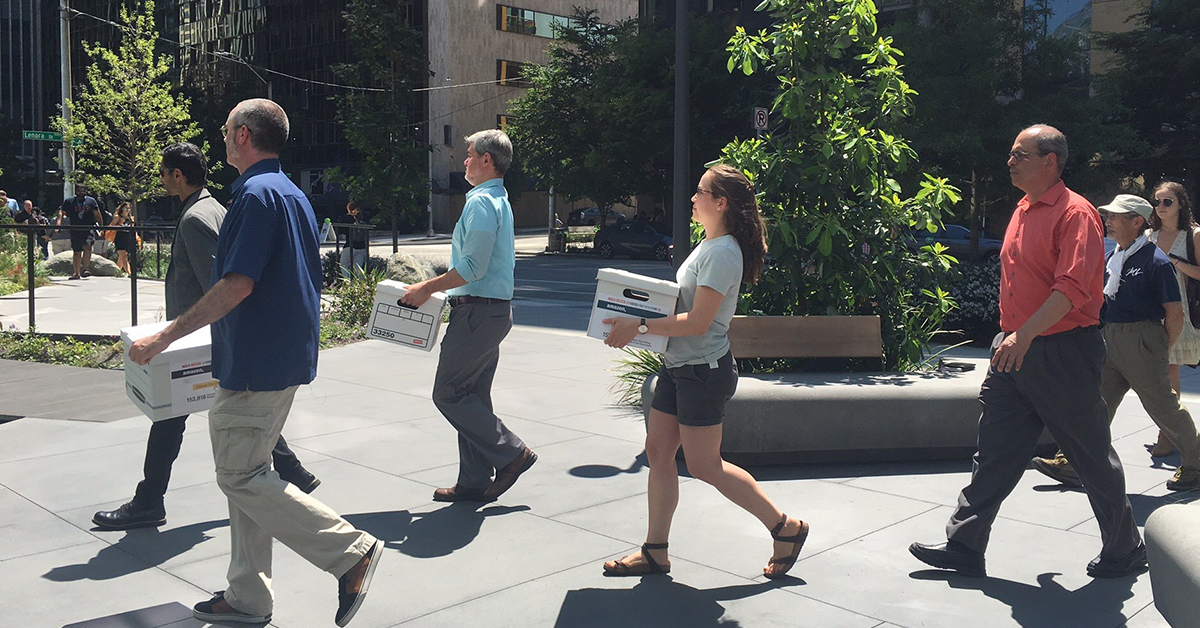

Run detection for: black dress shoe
[[92, 500, 167, 531], [909, 540, 986, 578], [432, 484, 489, 502], [279, 468, 321, 494], [483, 447, 537, 501], [1088, 543, 1147, 578]]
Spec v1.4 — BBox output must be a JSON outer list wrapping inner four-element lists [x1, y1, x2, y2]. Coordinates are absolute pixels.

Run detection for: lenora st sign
[[23, 130, 63, 141]]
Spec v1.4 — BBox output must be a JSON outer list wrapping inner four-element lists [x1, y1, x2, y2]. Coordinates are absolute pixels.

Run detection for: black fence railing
[[0, 222, 376, 333]]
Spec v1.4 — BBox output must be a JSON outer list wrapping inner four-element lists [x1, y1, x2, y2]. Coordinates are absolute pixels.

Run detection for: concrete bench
[[641, 315, 990, 464], [1146, 502, 1200, 627]]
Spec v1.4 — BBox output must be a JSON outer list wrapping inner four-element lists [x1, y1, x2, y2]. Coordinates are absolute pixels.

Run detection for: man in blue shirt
[[1034, 194, 1200, 493], [130, 99, 380, 627], [403, 129, 535, 503]]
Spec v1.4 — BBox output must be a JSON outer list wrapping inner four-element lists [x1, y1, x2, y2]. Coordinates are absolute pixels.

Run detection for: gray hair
[[1024, 124, 1068, 176], [231, 98, 289, 154], [464, 129, 512, 176]]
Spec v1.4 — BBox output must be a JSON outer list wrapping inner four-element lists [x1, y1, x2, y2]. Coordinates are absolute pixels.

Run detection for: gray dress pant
[[433, 301, 527, 489], [946, 326, 1142, 561]]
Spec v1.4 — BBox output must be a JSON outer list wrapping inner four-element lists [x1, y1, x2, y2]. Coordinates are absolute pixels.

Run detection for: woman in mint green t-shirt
[[600, 164, 810, 580]]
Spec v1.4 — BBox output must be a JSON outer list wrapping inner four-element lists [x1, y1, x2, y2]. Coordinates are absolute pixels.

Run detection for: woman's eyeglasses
[[695, 187, 716, 196], [1152, 198, 1176, 208]]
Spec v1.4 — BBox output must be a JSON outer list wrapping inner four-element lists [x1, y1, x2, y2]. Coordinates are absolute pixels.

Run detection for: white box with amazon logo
[[121, 321, 218, 421], [587, 268, 679, 353]]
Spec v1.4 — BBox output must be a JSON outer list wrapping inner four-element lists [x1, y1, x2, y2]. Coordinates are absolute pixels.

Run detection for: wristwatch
[[637, 318, 649, 334]]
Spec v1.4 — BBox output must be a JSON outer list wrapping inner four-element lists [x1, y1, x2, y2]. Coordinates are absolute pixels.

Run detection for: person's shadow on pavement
[[43, 519, 228, 582], [553, 576, 797, 628], [345, 502, 529, 559], [910, 569, 1139, 627]]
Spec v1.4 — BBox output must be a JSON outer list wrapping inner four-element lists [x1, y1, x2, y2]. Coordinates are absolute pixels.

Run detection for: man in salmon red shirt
[[909, 125, 1145, 579]]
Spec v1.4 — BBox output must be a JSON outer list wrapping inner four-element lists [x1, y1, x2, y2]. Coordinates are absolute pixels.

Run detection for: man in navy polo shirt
[[1033, 194, 1200, 492], [130, 99, 380, 627]]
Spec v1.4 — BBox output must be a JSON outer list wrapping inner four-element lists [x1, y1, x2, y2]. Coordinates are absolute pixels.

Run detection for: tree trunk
[[968, 170, 979, 257], [391, 205, 399, 253]]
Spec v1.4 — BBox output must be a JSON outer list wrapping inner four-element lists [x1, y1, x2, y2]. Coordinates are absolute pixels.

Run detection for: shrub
[[135, 240, 172, 279], [610, 348, 664, 406], [0, 330, 123, 369], [944, 257, 1001, 341], [321, 249, 388, 288]]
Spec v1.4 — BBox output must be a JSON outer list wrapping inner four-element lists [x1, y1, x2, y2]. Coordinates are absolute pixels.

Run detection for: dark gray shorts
[[650, 351, 738, 426]]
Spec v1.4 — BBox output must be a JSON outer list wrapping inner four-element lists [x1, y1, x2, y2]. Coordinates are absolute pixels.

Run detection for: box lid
[[596, 268, 679, 296], [120, 321, 211, 365], [374, 280, 447, 306]]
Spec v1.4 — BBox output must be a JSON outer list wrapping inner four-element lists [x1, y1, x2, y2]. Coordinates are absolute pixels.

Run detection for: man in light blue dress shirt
[[402, 129, 536, 503]]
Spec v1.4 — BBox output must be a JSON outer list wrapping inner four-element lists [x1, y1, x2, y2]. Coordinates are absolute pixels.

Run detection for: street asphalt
[[0, 237, 1194, 627]]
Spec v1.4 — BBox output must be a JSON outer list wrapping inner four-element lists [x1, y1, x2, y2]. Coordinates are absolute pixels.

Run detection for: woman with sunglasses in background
[[598, 164, 809, 580], [1148, 182, 1199, 457]]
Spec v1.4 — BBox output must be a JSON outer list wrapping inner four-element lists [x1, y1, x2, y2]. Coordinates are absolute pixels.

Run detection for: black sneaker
[[92, 500, 166, 531], [278, 468, 321, 494], [193, 591, 271, 624], [81, 270, 92, 278], [336, 539, 382, 626]]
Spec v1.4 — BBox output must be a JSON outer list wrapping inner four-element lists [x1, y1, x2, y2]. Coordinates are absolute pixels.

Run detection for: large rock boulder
[[384, 251, 436, 284], [44, 251, 121, 277]]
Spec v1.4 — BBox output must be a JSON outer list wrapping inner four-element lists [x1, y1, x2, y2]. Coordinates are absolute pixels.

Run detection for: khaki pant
[[209, 386, 375, 616], [1102, 321, 1200, 470]]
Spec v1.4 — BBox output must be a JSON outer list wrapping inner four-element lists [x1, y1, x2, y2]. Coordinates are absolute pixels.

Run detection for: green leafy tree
[[723, 0, 960, 370], [1095, 0, 1200, 186], [328, 0, 429, 249], [508, 9, 773, 228], [56, 0, 199, 212]]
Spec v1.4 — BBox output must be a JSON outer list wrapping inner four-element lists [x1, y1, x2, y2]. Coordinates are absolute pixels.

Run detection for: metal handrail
[[0, 222, 377, 332]]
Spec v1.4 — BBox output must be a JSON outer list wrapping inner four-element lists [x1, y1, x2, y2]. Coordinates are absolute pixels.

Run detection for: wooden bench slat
[[727, 315, 883, 359]]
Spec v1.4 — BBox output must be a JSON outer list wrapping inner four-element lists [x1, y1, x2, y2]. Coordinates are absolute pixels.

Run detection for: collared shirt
[[165, 188, 225, 319], [1103, 244, 1180, 323], [211, 159, 322, 391], [447, 178, 515, 300], [999, 180, 1105, 335]]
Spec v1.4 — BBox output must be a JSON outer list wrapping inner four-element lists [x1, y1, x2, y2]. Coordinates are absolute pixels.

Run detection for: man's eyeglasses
[[1152, 198, 1176, 208], [220, 123, 248, 138], [1008, 149, 1048, 162]]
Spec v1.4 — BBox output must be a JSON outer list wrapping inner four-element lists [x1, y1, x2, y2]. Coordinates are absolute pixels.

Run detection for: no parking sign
[[753, 107, 768, 131]]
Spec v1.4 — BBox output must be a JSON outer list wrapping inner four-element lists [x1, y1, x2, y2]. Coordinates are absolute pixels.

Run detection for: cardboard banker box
[[367, 280, 447, 352], [121, 321, 218, 421], [587, 268, 680, 353]]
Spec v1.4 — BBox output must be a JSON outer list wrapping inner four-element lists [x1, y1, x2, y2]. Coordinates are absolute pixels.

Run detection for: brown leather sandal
[[764, 514, 809, 579], [603, 542, 670, 576]]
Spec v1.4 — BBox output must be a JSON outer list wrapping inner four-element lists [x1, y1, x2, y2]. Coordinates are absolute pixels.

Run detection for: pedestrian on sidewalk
[[599, 164, 809, 580], [58, 185, 102, 279], [106, 201, 137, 275], [1032, 194, 1200, 491], [94, 142, 321, 533], [1146, 182, 1200, 457], [910, 125, 1145, 580], [130, 101, 380, 627], [337, 200, 369, 276], [401, 129, 537, 504]]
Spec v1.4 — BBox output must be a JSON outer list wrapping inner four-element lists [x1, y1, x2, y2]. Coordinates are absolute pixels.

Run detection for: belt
[[448, 295, 510, 307]]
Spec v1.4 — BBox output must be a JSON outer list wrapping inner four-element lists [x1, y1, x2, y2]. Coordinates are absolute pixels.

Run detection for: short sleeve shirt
[[62, 196, 100, 226], [664, 235, 743, 368], [211, 159, 322, 391], [999, 181, 1105, 335], [1103, 244, 1180, 323]]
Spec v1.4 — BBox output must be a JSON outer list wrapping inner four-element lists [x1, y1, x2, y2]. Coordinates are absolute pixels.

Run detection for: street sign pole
[[60, 0, 75, 200]]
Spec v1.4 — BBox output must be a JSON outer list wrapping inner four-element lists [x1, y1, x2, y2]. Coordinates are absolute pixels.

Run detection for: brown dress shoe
[[483, 447, 537, 501], [432, 484, 489, 502]]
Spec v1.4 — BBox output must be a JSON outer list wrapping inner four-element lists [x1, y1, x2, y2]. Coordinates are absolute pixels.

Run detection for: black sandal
[[765, 514, 809, 579], [603, 542, 670, 576]]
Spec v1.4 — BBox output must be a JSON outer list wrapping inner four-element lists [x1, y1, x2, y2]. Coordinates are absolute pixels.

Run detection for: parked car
[[594, 220, 673, 261], [909, 225, 1002, 260], [567, 207, 602, 226]]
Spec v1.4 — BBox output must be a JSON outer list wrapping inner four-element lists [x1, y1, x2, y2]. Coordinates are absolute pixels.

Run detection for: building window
[[443, 124, 452, 147], [496, 4, 577, 39], [497, 114, 509, 129], [496, 59, 533, 88]]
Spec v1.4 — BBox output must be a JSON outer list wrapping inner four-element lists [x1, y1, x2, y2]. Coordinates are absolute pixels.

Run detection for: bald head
[[230, 98, 289, 155], [1021, 124, 1068, 176]]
